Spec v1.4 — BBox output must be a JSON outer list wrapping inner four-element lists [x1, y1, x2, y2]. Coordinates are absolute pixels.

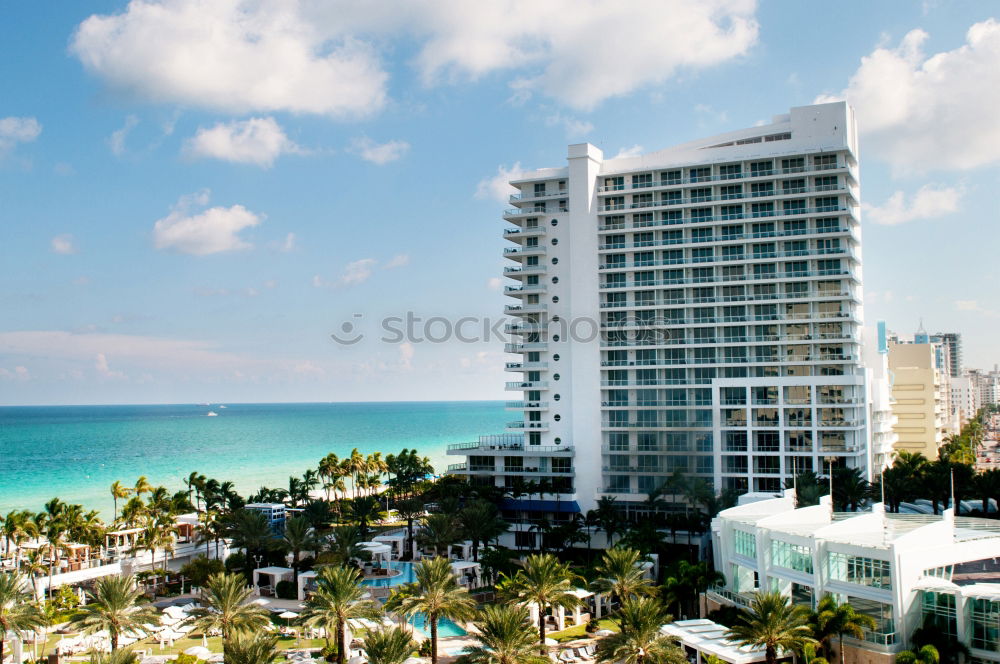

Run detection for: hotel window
[[817, 238, 840, 253], [663, 229, 683, 245], [661, 170, 682, 184], [782, 178, 806, 194], [690, 207, 712, 220], [920, 591, 957, 640], [604, 214, 625, 229], [720, 205, 743, 219], [720, 224, 743, 239], [818, 259, 842, 273], [634, 231, 655, 247], [815, 217, 839, 233], [692, 247, 714, 263], [751, 221, 775, 236], [783, 199, 806, 214], [635, 212, 655, 227], [784, 240, 808, 255], [662, 190, 682, 204], [691, 266, 714, 281], [815, 196, 839, 210], [663, 210, 683, 224], [533, 183, 546, 196], [733, 529, 757, 558], [695, 456, 713, 474], [690, 166, 711, 181], [826, 552, 892, 590], [970, 598, 1000, 652], [632, 173, 652, 188], [606, 196, 625, 209], [752, 202, 774, 218], [781, 157, 805, 172], [771, 540, 814, 573], [750, 181, 774, 197], [720, 164, 742, 179], [724, 456, 748, 473], [605, 273, 625, 288], [814, 154, 838, 170], [784, 219, 807, 233], [663, 249, 683, 264], [752, 243, 776, 258], [753, 263, 777, 278], [815, 175, 837, 190], [725, 432, 748, 452], [750, 160, 773, 175], [632, 193, 653, 208], [604, 176, 624, 190], [607, 432, 629, 451], [691, 227, 712, 242], [721, 184, 742, 200]]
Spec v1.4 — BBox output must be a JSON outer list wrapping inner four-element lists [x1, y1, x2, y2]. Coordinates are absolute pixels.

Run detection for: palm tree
[[466, 605, 548, 664], [281, 516, 318, 582], [590, 548, 655, 607], [814, 595, 877, 664], [89, 648, 140, 664], [594, 497, 622, 547], [386, 557, 476, 664], [499, 553, 580, 653], [21, 550, 47, 600], [0, 573, 45, 664], [328, 525, 364, 566], [187, 572, 271, 656], [725, 592, 814, 664], [133, 476, 153, 496], [224, 633, 281, 664], [228, 510, 275, 569], [660, 561, 724, 620], [363, 626, 416, 664], [595, 596, 686, 664], [417, 513, 461, 557], [110, 482, 131, 523], [301, 565, 381, 664], [70, 575, 159, 650], [897, 646, 940, 664], [395, 499, 424, 559], [459, 501, 509, 562]]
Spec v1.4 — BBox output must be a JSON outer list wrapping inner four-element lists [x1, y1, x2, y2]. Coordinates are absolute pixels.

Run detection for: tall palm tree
[[386, 557, 476, 664], [465, 605, 548, 664], [660, 560, 724, 620], [363, 626, 416, 664], [21, 550, 47, 600], [459, 501, 509, 562], [224, 633, 281, 664], [725, 592, 814, 664], [227, 510, 275, 569], [301, 565, 382, 664], [282, 516, 318, 582], [187, 572, 271, 656], [590, 548, 655, 607], [0, 573, 45, 664], [499, 553, 581, 653], [70, 575, 159, 650], [814, 595, 877, 664], [417, 513, 461, 558], [594, 497, 622, 547], [110, 482, 131, 523], [595, 596, 686, 664], [318, 453, 342, 502], [133, 476, 153, 497], [328, 525, 364, 566]]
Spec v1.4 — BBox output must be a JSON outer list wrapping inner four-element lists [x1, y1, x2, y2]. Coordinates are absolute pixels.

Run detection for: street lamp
[[824, 456, 837, 507]]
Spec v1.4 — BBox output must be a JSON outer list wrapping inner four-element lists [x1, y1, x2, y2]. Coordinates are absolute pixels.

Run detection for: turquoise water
[[363, 561, 416, 588], [0, 401, 507, 516], [409, 613, 467, 638]]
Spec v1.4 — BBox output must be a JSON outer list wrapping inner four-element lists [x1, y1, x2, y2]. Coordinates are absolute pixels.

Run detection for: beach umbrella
[[279, 611, 299, 620], [185, 646, 212, 659], [594, 629, 614, 637]]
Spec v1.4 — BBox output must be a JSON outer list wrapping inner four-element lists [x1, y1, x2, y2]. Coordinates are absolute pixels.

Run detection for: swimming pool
[[408, 613, 468, 638], [362, 561, 416, 588]]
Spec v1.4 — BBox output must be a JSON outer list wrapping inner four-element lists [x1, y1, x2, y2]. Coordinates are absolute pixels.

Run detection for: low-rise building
[[710, 493, 1000, 663]]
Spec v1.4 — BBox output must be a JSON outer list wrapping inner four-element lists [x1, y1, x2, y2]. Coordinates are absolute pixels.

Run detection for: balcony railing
[[596, 163, 849, 191], [503, 226, 546, 237], [505, 342, 549, 353], [506, 381, 549, 390]]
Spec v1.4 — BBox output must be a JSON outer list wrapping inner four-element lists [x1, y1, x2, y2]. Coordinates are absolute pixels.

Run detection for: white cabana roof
[[450, 561, 480, 571], [912, 576, 962, 593], [299, 570, 318, 578], [359, 542, 392, 555], [255, 566, 294, 576], [661, 619, 769, 664], [373, 534, 404, 542], [568, 588, 594, 599], [962, 583, 1000, 601]]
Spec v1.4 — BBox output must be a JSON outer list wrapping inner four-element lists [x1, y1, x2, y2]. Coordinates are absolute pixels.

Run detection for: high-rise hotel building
[[450, 102, 872, 518]]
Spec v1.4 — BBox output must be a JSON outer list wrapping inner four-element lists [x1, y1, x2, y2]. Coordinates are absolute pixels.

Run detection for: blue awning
[[500, 499, 581, 514]]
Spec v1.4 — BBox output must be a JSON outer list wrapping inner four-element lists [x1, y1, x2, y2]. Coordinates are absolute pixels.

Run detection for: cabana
[[175, 514, 200, 543], [359, 542, 392, 572], [297, 570, 319, 601], [526, 587, 592, 631], [105, 527, 144, 555], [253, 566, 294, 596], [661, 619, 769, 664], [449, 560, 482, 589], [372, 533, 406, 559]]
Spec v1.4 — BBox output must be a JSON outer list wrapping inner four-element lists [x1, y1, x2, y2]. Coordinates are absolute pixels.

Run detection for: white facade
[[863, 325, 898, 471], [452, 102, 873, 516], [711, 495, 1000, 661]]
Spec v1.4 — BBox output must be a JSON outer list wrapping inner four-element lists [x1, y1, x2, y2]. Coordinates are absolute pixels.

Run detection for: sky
[[2, 0, 1000, 406]]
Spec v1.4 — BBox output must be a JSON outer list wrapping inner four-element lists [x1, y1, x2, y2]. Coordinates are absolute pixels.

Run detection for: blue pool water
[[363, 561, 417, 588], [408, 613, 467, 638]]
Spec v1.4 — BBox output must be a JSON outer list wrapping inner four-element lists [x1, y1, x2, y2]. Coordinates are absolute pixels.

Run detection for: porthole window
[[552, 296, 559, 303], [553, 335, 560, 342], [552, 315, 560, 322], [551, 219, 558, 226], [552, 277, 559, 284], [554, 414, 561, 422], [553, 373, 560, 381], [553, 354, 560, 361], [554, 394, 561, 401], [552, 257, 559, 265], [552, 238, 559, 246], [554, 437, 562, 444]]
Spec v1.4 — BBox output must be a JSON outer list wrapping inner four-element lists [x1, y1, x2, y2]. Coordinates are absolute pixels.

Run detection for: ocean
[[0, 401, 508, 517]]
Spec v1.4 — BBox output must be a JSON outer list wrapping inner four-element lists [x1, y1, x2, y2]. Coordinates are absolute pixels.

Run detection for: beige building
[[888, 342, 948, 458]]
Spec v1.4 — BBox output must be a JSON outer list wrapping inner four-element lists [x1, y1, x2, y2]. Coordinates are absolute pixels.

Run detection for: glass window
[[770, 540, 813, 573], [734, 529, 756, 558], [826, 552, 892, 590]]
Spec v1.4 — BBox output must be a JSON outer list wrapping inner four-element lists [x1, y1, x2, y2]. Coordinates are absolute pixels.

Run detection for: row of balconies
[[599, 399, 859, 408], [594, 162, 850, 191], [446, 439, 573, 454], [599, 247, 852, 270], [504, 264, 547, 276], [599, 272, 854, 289], [593, 184, 850, 207], [505, 303, 548, 314], [596, 203, 849, 218], [601, 376, 849, 388], [599, 312, 855, 326], [601, 334, 856, 348], [598, 223, 850, 238], [601, 291, 854, 308], [506, 381, 548, 390], [599, 354, 856, 367]]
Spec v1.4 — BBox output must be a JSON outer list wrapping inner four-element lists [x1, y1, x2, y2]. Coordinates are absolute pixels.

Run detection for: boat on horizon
[[206, 411, 218, 417]]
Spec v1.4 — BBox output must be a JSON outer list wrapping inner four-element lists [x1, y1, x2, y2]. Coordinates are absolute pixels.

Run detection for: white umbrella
[[348, 656, 366, 664], [544, 638, 558, 646], [403, 658, 426, 664], [279, 611, 299, 620], [184, 646, 212, 658], [594, 629, 614, 636]]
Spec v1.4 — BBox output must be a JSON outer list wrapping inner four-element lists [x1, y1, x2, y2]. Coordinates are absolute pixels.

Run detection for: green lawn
[[547, 619, 618, 643], [37, 631, 332, 658]]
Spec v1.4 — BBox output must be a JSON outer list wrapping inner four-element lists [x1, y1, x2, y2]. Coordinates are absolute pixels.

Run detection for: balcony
[[505, 283, 547, 294], [504, 225, 546, 238], [509, 190, 567, 202], [505, 342, 548, 353], [504, 265, 547, 276], [505, 323, 545, 334], [506, 421, 549, 430], [505, 401, 549, 410], [505, 361, 549, 371], [505, 303, 548, 315], [596, 163, 849, 191], [506, 380, 548, 390], [446, 437, 573, 455], [504, 206, 568, 220], [504, 245, 547, 257]]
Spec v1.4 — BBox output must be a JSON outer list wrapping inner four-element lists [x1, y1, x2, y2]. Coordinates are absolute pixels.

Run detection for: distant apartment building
[[863, 324, 898, 470], [951, 374, 978, 426], [888, 342, 950, 458], [934, 332, 962, 378], [450, 102, 876, 530]]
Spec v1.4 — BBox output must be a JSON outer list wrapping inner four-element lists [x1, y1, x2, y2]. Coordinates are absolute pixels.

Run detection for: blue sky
[[2, 0, 999, 405]]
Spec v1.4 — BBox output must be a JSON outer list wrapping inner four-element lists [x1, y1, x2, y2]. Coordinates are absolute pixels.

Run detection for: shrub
[[585, 619, 600, 634], [181, 557, 225, 587], [225, 552, 247, 574], [418, 641, 432, 657], [321, 645, 339, 662], [275, 580, 297, 600]]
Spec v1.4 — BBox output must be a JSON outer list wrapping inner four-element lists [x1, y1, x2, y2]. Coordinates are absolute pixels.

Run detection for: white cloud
[[184, 117, 303, 167], [71, 0, 387, 117], [153, 190, 262, 255], [51, 234, 78, 255], [0, 116, 41, 155], [487, 277, 503, 291], [340, 258, 376, 286], [0, 366, 30, 381], [281, 233, 297, 252], [544, 113, 593, 137], [383, 254, 410, 269], [72, 1, 756, 116], [397, 0, 758, 109], [109, 115, 138, 156], [476, 162, 525, 202], [398, 342, 414, 370], [611, 145, 645, 160], [95, 352, 126, 379], [863, 184, 963, 225], [818, 20, 1000, 172], [349, 137, 410, 165]]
